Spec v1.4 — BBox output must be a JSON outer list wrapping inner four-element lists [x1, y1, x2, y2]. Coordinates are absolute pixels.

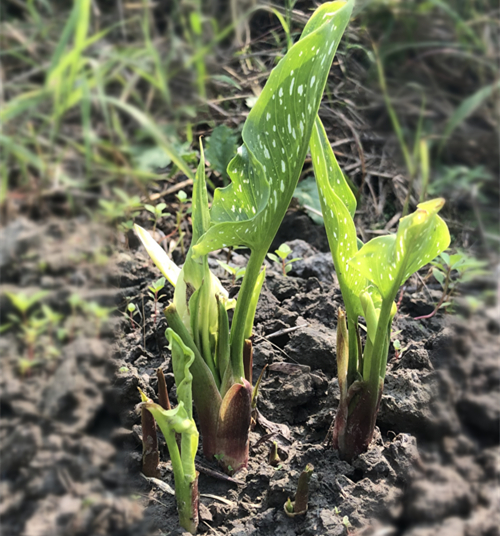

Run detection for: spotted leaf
[[193, 0, 354, 259], [310, 116, 366, 317], [350, 199, 450, 302]]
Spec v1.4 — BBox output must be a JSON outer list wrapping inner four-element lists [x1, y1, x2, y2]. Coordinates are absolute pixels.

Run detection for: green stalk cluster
[[133, 1, 452, 531]]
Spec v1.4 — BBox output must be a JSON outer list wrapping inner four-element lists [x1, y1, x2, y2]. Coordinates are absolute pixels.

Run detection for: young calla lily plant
[[310, 117, 451, 461], [135, 0, 354, 475]]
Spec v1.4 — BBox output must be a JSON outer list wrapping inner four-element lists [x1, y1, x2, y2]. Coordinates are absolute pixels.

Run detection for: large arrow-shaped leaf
[[193, 0, 354, 258]]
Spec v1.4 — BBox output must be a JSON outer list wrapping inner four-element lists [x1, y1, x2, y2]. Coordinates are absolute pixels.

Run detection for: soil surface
[[2, 213, 498, 536]]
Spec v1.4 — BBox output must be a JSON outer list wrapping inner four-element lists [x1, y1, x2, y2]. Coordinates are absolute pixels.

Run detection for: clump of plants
[[135, 1, 354, 531], [131, 0, 456, 530], [310, 117, 450, 461]]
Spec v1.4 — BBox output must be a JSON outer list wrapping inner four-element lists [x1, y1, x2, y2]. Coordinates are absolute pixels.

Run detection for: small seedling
[[392, 339, 409, 360], [5, 290, 49, 325], [140, 329, 199, 534], [18, 357, 41, 376], [98, 199, 128, 224], [126, 303, 140, 330], [4, 291, 58, 372], [98, 189, 142, 224], [20, 315, 49, 362], [176, 190, 188, 205], [119, 220, 135, 232], [83, 301, 114, 337], [267, 244, 302, 277], [415, 250, 489, 320], [41, 304, 63, 336], [144, 202, 168, 234], [148, 277, 166, 326], [217, 261, 246, 285], [67, 294, 85, 340], [311, 116, 450, 461], [68, 293, 85, 313]]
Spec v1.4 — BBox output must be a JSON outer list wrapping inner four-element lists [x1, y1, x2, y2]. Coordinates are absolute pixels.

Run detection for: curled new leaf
[[134, 224, 181, 287]]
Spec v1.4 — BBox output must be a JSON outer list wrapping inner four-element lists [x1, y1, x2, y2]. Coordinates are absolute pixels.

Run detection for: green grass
[[1, 0, 241, 211]]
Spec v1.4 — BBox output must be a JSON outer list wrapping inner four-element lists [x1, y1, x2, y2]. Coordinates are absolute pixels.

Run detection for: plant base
[[331, 380, 382, 463]]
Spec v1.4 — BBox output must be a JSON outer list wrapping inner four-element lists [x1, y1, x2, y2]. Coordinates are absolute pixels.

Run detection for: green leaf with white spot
[[350, 199, 451, 303], [193, 0, 354, 259], [310, 116, 366, 318]]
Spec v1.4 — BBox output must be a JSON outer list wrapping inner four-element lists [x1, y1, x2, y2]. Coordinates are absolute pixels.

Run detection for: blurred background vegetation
[[1, 0, 498, 251]]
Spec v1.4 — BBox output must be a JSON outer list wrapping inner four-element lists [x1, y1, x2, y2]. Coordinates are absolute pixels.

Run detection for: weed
[[82, 301, 114, 337], [126, 303, 141, 330], [205, 125, 239, 185], [5, 290, 49, 325], [217, 261, 246, 285], [415, 250, 489, 320], [144, 203, 168, 234], [147, 277, 166, 326], [267, 244, 302, 277]]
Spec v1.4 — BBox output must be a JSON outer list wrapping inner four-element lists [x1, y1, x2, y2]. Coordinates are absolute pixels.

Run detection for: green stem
[[365, 297, 394, 404], [163, 427, 185, 494], [229, 249, 266, 381], [155, 418, 197, 534], [200, 272, 220, 386], [177, 478, 198, 535]]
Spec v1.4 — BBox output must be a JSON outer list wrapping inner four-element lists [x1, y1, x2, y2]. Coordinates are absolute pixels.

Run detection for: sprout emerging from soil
[[139, 329, 199, 534], [284, 464, 314, 517]]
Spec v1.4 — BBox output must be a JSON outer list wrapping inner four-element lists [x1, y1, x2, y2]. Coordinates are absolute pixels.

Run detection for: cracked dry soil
[[1, 214, 499, 536]]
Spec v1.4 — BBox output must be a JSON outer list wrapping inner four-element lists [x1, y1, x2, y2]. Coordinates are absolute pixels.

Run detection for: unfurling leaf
[[134, 224, 181, 287]]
